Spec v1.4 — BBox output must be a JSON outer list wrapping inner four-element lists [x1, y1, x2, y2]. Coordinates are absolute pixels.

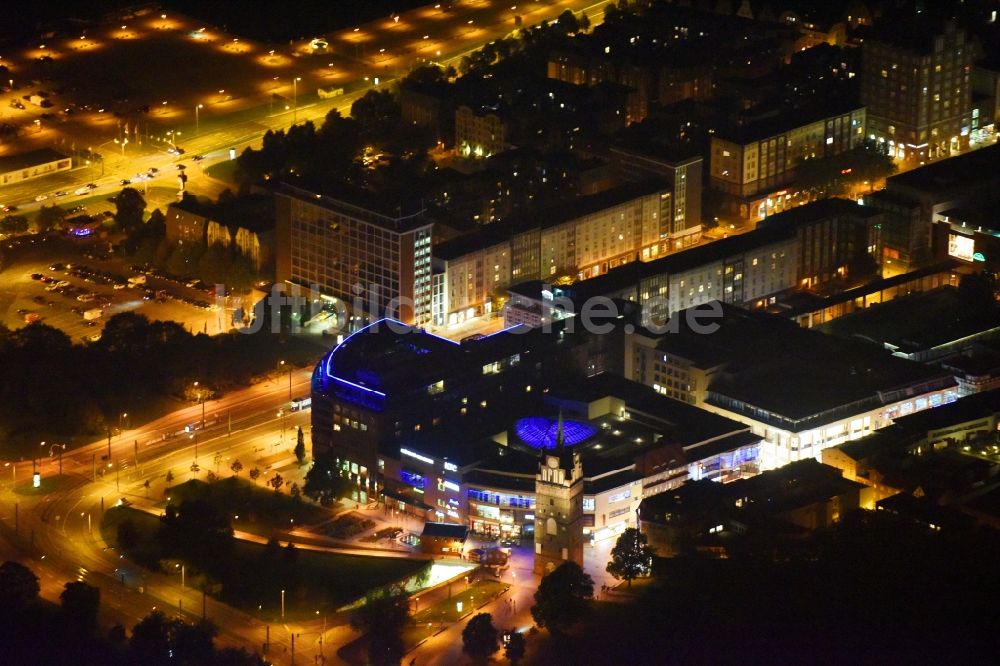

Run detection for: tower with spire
[[534, 409, 585, 575]]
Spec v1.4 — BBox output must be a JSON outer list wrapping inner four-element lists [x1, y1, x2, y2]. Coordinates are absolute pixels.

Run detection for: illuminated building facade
[[455, 105, 507, 158], [432, 182, 679, 326], [861, 20, 973, 164], [310, 318, 583, 503], [709, 103, 866, 222], [275, 185, 434, 325], [625, 302, 959, 471]]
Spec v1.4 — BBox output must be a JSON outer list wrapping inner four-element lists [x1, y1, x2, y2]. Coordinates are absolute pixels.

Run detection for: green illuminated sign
[[972, 252, 986, 262]]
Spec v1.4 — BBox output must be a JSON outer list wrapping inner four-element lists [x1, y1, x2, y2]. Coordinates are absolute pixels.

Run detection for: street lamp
[[293, 77, 301, 123], [47, 443, 67, 476], [114, 138, 128, 156], [281, 589, 285, 619], [195, 103, 203, 136]]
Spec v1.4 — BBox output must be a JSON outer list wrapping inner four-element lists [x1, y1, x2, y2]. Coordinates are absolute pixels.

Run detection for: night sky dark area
[[0, 1, 434, 44]]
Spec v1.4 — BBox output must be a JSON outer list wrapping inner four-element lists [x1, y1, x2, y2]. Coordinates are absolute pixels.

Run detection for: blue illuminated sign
[[514, 417, 597, 449], [401, 469, 425, 488]]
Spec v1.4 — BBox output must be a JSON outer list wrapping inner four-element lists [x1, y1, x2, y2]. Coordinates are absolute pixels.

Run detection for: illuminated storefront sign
[[948, 234, 975, 262], [401, 448, 434, 465]]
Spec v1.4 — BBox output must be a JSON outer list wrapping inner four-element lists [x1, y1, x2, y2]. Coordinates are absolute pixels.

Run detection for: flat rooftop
[[0, 148, 70, 172], [645, 303, 953, 426], [817, 286, 1000, 355], [886, 143, 1000, 196]]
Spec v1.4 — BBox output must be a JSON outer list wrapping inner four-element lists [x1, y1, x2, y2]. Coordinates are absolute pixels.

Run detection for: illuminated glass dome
[[514, 417, 597, 450]]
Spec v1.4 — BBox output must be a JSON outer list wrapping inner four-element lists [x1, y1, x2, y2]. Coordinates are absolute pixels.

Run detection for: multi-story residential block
[[275, 184, 434, 325], [861, 19, 974, 164], [431, 182, 685, 326], [455, 105, 508, 158], [165, 203, 209, 245], [709, 102, 866, 221]]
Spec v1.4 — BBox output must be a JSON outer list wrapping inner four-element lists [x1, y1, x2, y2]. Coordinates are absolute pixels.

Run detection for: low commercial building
[[419, 522, 469, 556], [0, 148, 71, 186], [625, 302, 958, 469]]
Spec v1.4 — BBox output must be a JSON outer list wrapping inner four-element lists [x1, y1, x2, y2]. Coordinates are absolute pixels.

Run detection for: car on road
[[31, 273, 44, 280], [54, 190, 67, 197], [73, 186, 90, 195], [48, 262, 65, 271], [84, 320, 98, 327], [176, 164, 186, 170], [34, 194, 49, 202], [16, 308, 30, 316], [167, 147, 185, 156], [120, 179, 131, 186], [1, 204, 16, 212], [192, 154, 205, 161], [148, 167, 159, 174]]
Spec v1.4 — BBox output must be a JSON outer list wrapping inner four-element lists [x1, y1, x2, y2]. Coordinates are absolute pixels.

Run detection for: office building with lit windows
[[275, 184, 434, 325], [861, 19, 974, 164]]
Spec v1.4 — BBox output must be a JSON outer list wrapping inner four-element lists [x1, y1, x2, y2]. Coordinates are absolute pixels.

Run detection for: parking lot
[[1, 237, 236, 341]]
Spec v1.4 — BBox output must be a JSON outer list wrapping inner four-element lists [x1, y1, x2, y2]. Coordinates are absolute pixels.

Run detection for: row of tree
[[0, 559, 260, 664], [0, 312, 296, 452]]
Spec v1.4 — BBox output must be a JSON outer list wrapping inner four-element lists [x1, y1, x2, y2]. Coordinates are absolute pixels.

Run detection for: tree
[[114, 187, 146, 232], [290, 482, 301, 501], [268, 473, 284, 493], [190, 462, 200, 477], [294, 426, 306, 465], [206, 470, 218, 483], [249, 467, 260, 484], [0, 214, 29, 234], [165, 470, 174, 486], [463, 613, 500, 661], [60, 581, 101, 636], [230, 459, 243, 477], [304, 458, 352, 506], [531, 561, 594, 635], [606, 527, 654, 587], [505, 630, 526, 664], [144, 478, 151, 498], [0, 561, 40, 605], [35, 204, 65, 232], [351, 586, 409, 666]]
